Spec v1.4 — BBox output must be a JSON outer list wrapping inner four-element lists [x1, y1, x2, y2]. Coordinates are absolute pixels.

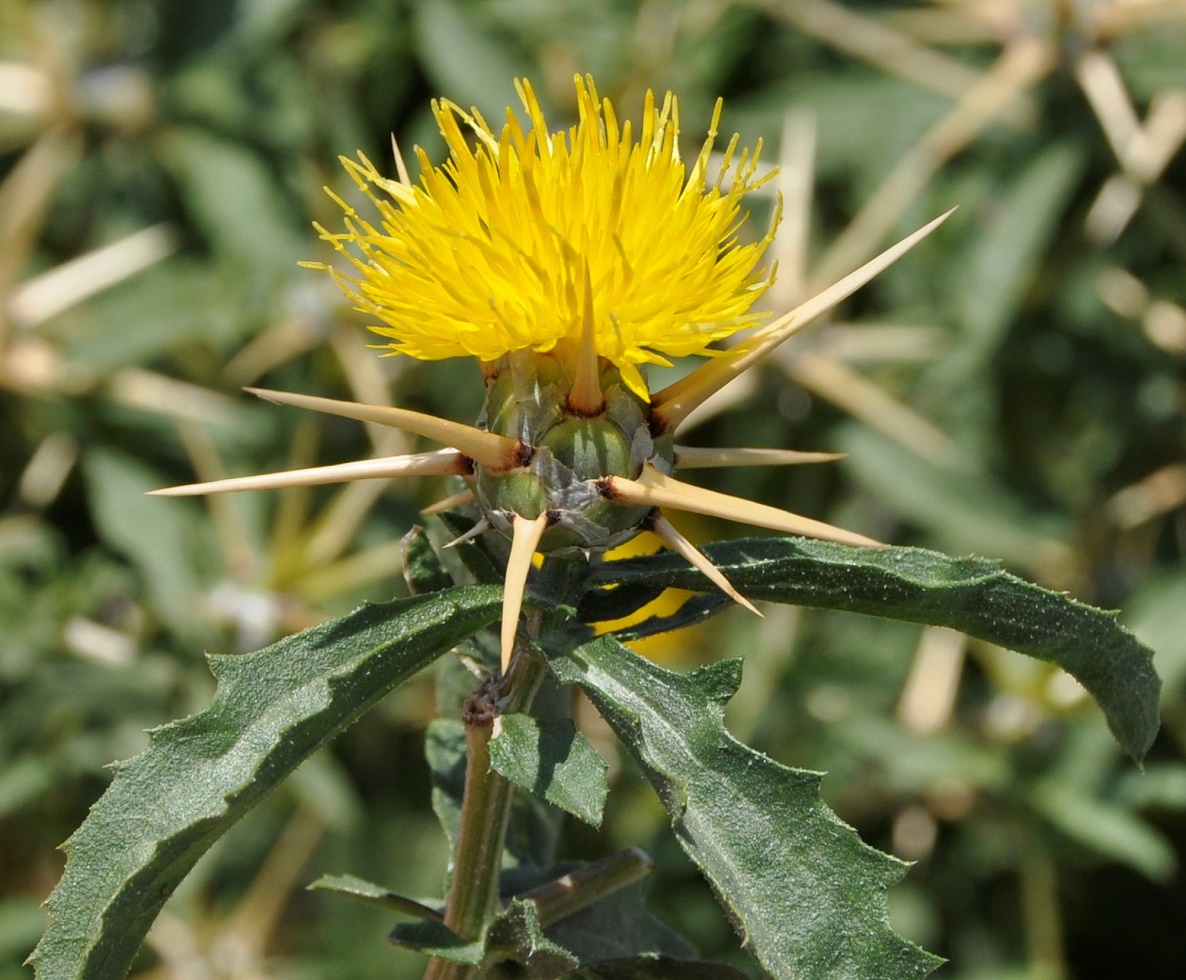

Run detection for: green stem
[[424, 636, 548, 980], [1019, 830, 1066, 980], [521, 846, 654, 928]]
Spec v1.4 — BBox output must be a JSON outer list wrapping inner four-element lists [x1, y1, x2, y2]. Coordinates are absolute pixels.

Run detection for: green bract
[[473, 354, 671, 552]]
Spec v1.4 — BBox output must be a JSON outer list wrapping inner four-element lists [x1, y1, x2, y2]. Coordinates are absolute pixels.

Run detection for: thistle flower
[[154, 75, 951, 672]]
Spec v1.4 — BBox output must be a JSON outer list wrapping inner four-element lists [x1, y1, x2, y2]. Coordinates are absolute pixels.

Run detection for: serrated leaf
[[308, 874, 443, 918], [543, 636, 944, 979], [593, 537, 1161, 761], [490, 715, 608, 827], [32, 586, 501, 979], [489, 898, 580, 979], [498, 850, 696, 968]]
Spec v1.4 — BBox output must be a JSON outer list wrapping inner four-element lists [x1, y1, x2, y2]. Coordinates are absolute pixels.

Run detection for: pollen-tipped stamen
[[606, 463, 881, 548], [568, 267, 605, 416], [650, 515, 762, 616], [149, 450, 467, 497], [650, 208, 956, 433], [500, 512, 550, 673], [245, 387, 520, 470], [673, 446, 844, 469]]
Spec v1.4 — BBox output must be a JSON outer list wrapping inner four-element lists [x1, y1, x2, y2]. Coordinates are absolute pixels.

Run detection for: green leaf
[[577, 582, 667, 624], [434, 512, 506, 587], [389, 887, 588, 977], [1029, 781, 1177, 882], [594, 536, 1161, 761], [81, 449, 212, 637], [401, 525, 456, 595], [497, 850, 697, 968], [489, 898, 580, 979], [307, 874, 443, 918], [957, 142, 1085, 354], [425, 718, 468, 855], [544, 636, 944, 979], [427, 718, 560, 870], [545, 879, 696, 966], [388, 919, 484, 965], [602, 594, 731, 642], [31, 586, 501, 980], [490, 715, 608, 827]]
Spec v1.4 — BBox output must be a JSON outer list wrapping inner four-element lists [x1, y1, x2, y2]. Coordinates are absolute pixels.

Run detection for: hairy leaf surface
[[544, 635, 944, 979], [594, 537, 1160, 760], [33, 587, 501, 979], [490, 715, 608, 826]]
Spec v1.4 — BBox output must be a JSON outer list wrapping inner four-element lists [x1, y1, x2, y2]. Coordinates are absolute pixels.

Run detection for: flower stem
[[424, 635, 548, 980]]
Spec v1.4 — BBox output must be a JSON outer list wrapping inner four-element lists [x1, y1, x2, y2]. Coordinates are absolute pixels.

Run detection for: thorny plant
[[31, 75, 1161, 980]]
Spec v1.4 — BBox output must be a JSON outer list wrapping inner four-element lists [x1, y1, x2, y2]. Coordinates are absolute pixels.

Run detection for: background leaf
[[31, 587, 500, 979]]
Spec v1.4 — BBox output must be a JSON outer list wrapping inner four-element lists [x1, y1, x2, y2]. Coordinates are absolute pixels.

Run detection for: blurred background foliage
[[2, 0, 1186, 977]]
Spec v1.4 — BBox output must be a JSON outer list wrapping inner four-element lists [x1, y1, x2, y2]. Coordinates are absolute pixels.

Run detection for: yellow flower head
[[160, 72, 950, 674], [311, 74, 779, 399]]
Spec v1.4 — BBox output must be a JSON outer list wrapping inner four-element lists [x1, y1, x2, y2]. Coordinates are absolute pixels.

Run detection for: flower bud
[[473, 353, 671, 552]]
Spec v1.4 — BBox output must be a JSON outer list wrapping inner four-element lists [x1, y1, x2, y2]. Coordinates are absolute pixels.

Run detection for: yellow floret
[[309, 74, 779, 400]]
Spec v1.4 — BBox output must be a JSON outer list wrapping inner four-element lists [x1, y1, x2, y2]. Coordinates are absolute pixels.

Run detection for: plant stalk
[[424, 633, 548, 980], [521, 845, 654, 927]]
